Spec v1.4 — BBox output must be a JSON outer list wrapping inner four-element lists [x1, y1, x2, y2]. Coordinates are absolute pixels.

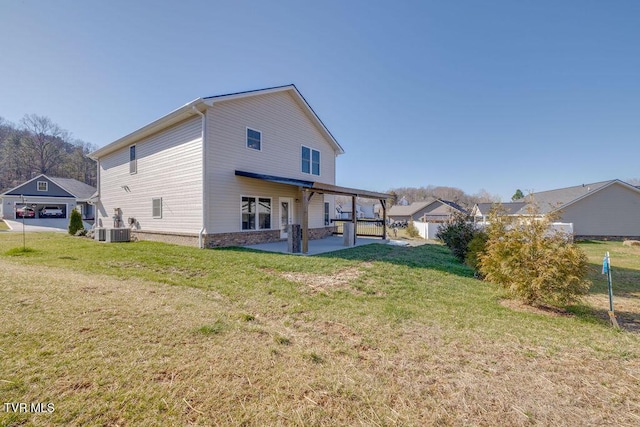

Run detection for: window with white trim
[[129, 145, 137, 174], [324, 202, 330, 226], [37, 181, 48, 191], [241, 196, 271, 230], [247, 128, 261, 150], [152, 197, 162, 218], [302, 146, 320, 176]]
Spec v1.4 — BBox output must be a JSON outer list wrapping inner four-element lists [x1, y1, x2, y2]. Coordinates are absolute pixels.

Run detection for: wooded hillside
[[0, 114, 96, 193]]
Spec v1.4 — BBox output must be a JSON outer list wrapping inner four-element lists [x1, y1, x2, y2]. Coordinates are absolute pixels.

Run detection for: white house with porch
[[90, 85, 389, 252]]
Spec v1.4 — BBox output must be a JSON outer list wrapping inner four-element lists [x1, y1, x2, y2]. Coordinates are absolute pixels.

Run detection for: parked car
[[16, 206, 36, 218], [39, 206, 64, 218]]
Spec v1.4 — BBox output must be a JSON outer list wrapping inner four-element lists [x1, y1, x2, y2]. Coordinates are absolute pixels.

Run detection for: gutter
[[191, 106, 207, 248]]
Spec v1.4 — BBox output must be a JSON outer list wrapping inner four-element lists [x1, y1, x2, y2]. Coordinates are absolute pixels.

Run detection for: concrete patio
[[243, 235, 393, 256]]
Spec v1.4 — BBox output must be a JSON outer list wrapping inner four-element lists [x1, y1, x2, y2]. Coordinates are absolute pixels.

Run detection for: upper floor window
[[302, 146, 320, 176], [37, 181, 48, 191], [247, 128, 261, 151], [129, 145, 137, 174]]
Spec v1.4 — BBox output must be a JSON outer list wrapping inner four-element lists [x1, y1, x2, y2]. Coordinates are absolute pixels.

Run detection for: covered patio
[[235, 170, 392, 254], [243, 235, 387, 256]]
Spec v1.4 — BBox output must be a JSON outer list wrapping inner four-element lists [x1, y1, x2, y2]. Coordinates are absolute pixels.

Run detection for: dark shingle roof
[[48, 177, 96, 200], [388, 201, 432, 216], [475, 180, 635, 217], [439, 199, 468, 215], [524, 180, 613, 214], [474, 202, 527, 216]]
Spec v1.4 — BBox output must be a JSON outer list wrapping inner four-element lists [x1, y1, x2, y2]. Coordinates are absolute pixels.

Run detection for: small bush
[[75, 229, 88, 237], [464, 231, 488, 272], [406, 221, 420, 238], [68, 210, 84, 235], [479, 204, 590, 307], [436, 212, 478, 262]]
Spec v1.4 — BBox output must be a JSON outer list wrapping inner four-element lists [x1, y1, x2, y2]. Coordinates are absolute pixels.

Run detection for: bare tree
[[20, 114, 69, 175], [0, 114, 97, 192]]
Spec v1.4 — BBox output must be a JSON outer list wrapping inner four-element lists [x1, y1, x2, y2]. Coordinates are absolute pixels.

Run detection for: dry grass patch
[[279, 262, 375, 295], [1, 236, 640, 426]]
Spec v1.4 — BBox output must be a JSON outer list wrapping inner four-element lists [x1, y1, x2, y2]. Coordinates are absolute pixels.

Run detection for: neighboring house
[[471, 179, 640, 239], [471, 201, 527, 222], [388, 199, 467, 224], [0, 174, 96, 220], [335, 203, 376, 219], [419, 199, 468, 222], [89, 85, 390, 249]]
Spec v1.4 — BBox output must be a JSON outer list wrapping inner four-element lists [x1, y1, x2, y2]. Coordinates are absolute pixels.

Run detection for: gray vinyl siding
[[560, 183, 640, 237], [206, 91, 337, 233], [97, 116, 203, 233], [4, 176, 74, 198]]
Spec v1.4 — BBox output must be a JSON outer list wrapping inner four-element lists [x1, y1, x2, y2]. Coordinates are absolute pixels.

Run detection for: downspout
[[94, 159, 100, 229], [192, 106, 206, 248]]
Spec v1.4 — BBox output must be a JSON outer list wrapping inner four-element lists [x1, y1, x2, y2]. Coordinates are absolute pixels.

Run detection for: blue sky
[[1, 1, 638, 200]]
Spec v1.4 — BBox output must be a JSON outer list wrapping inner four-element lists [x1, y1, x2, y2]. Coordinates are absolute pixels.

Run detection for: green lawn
[[0, 220, 9, 231], [1, 233, 639, 426]]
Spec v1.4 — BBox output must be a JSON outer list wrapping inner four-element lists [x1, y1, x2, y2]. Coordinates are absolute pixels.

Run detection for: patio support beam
[[351, 195, 357, 245], [302, 188, 310, 254], [380, 199, 387, 240]]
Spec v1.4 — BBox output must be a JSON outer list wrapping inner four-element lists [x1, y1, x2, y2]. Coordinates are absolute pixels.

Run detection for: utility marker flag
[[602, 251, 619, 328]]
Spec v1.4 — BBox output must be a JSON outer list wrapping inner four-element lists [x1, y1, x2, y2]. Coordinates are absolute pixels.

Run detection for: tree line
[[0, 114, 97, 193], [386, 185, 500, 210]]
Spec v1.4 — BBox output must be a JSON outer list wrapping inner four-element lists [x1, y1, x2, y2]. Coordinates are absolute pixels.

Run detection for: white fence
[[412, 222, 443, 240], [475, 221, 574, 237], [411, 221, 574, 240]]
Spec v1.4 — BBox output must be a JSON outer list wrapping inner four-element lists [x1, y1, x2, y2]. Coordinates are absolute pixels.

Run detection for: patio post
[[351, 195, 357, 245], [302, 188, 309, 254], [381, 199, 387, 240]]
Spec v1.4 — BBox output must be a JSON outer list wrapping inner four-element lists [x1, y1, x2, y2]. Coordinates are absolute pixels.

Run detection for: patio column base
[[288, 224, 302, 253]]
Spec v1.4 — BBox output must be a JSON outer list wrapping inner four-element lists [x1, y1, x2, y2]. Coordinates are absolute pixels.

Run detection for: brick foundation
[[205, 230, 281, 248], [206, 227, 336, 248], [131, 227, 336, 248], [132, 230, 200, 247]]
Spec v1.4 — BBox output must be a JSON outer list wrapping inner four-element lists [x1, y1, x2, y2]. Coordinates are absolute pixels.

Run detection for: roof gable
[[388, 201, 432, 216], [436, 199, 468, 214], [91, 84, 344, 159], [203, 85, 344, 155], [1, 174, 96, 200], [1, 174, 74, 198]]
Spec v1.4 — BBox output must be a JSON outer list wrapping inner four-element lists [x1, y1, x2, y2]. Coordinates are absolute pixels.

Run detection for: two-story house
[[90, 85, 389, 250]]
